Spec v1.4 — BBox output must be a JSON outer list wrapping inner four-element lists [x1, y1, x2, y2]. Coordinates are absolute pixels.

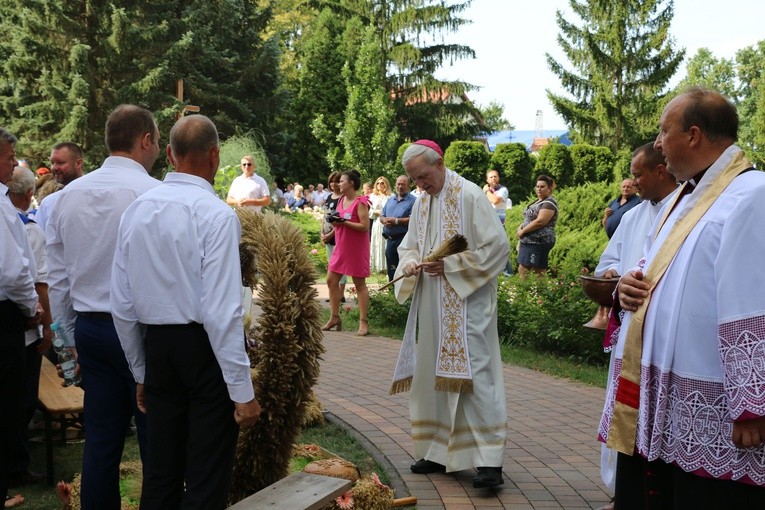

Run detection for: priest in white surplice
[[391, 140, 509, 489], [604, 88, 765, 507], [593, 141, 677, 501]]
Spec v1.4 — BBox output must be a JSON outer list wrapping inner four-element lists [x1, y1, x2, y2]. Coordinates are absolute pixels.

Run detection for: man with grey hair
[[0, 129, 42, 506], [112, 115, 260, 509], [6, 166, 53, 487], [391, 140, 509, 488], [46, 105, 161, 509]]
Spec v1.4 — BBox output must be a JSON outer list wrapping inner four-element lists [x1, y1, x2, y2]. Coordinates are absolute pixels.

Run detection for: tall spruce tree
[[337, 0, 482, 146], [284, 8, 349, 183], [0, 1, 285, 173], [339, 26, 399, 181], [546, 0, 684, 151]]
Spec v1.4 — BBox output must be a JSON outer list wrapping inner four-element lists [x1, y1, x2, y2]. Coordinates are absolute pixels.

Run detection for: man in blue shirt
[[380, 175, 416, 281], [602, 179, 640, 238]]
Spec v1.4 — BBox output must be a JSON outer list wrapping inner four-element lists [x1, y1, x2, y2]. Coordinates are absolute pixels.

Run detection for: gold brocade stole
[[607, 150, 753, 455]]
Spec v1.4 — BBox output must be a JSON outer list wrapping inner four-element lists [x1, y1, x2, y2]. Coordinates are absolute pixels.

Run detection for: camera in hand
[[326, 211, 345, 223]]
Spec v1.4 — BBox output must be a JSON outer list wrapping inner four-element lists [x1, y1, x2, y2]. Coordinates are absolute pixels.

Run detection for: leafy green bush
[[368, 287, 410, 332], [613, 146, 633, 181], [278, 210, 328, 275], [535, 143, 574, 188], [569, 144, 615, 185], [497, 274, 607, 365], [443, 140, 490, 186], [490, 143, 534, 204]]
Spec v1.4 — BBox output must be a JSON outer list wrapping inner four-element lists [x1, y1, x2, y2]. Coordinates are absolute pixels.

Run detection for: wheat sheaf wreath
[[228, 209, 325, 504]]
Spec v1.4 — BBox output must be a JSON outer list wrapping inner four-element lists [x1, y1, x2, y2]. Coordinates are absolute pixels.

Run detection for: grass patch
[[297, 421, 390, 486], [19, 419, 390, 508], [500, 344, 608, 388]]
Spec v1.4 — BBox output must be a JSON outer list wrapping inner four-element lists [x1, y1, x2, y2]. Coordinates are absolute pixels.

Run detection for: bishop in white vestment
[[392, 140, 509, 489]]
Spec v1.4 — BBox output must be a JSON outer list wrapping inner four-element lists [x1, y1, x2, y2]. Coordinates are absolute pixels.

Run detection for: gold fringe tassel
[[434, 377, 473, 394], [389, 377, 412, 395]]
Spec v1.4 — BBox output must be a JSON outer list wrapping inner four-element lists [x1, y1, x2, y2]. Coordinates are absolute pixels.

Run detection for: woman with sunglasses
[[369, 176, 392, 274]]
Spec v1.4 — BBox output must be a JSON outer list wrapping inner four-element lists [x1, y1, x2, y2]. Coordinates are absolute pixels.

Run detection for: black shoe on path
[[410, 459, 446, 474], [473, 466, 504, 488]]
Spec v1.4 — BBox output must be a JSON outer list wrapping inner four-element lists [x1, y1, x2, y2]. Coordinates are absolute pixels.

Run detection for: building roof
[[481, 130, 572, 152]]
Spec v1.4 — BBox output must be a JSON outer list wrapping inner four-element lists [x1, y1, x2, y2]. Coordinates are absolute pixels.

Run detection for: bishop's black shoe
[[473, 466, 504, 488], [410, 459, 446, 474]]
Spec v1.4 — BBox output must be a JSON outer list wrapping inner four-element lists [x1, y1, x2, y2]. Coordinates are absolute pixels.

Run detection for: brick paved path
[[312, 286, 611, 509]]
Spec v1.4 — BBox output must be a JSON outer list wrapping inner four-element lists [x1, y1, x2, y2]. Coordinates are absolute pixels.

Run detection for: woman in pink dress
[[322, 169, 371, 336]]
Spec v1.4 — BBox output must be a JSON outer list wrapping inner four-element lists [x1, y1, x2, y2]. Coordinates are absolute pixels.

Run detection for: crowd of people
[[3, 86, 765, 509], [2, 108, 260, 510]]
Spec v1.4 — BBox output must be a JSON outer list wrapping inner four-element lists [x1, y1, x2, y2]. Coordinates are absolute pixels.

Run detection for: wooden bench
[[228, 472, 352, 510], [38, 356, 84, 485]]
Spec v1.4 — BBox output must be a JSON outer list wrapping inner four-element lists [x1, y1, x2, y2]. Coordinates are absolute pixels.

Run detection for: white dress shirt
[[594, 190, 677, 277], [46, 156, 160, 341], [227, 173, 270, 212], [111, 172, 254, 404], [17, 208, 47, 345], [33, 190, 61, 231], [0, 183, 37, 315]]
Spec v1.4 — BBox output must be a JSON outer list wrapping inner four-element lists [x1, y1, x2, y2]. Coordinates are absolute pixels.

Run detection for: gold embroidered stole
[[607, 150, 753, 454], [390, 170, 472, 394]]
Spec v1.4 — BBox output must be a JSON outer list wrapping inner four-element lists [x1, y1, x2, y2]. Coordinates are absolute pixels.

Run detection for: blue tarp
[[482, 130, 571, 152]]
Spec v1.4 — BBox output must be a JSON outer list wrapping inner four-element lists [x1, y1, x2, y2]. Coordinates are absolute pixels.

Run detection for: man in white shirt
[[112, 115, 260, 509], [46, 105, 161, 510], [7, 166, 53, 487], [0, 128, 42, 506], [226, 155, 271, 212], [592, 142, 677, 507], [34, 142, 84, 231]]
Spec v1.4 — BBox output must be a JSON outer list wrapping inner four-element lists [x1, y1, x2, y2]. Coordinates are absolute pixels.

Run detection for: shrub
[[368, 287, 410, 329], [278, 210, 328, 275], [443, 140, 490, 186], [569, 144, 615, 185], [490, 143, 534, 204], [613, 146, 633, 181], [535, 143, 574, 188], [497, 274, 607, 365]]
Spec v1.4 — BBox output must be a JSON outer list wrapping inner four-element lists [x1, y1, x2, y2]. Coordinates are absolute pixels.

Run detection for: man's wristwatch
[[395, 218, 399, 225]]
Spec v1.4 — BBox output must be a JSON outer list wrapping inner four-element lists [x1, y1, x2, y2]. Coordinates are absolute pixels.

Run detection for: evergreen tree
[[338, 0, 482, 145], [0, 1, 286, 174], [736, 41, 765, 168], [285, 9, 349, 183], [478, 101, 514, 133], [339, 26, 399, 181], [546, 0, 684, 151]]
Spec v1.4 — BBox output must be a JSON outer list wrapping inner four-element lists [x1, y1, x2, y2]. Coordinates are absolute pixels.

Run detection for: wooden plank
[[228, 472, 352, 510], [38, 357, 84, 413]]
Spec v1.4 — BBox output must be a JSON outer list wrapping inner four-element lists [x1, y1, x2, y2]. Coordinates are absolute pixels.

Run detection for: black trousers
[[615, 452, 765, 509], [0, 300, 26, 503], [140, 323, 239, 510], [8, 338, 42, 474]]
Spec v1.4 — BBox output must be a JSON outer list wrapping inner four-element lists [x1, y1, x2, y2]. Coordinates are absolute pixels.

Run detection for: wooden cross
[[176, 79, 200, 119]]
